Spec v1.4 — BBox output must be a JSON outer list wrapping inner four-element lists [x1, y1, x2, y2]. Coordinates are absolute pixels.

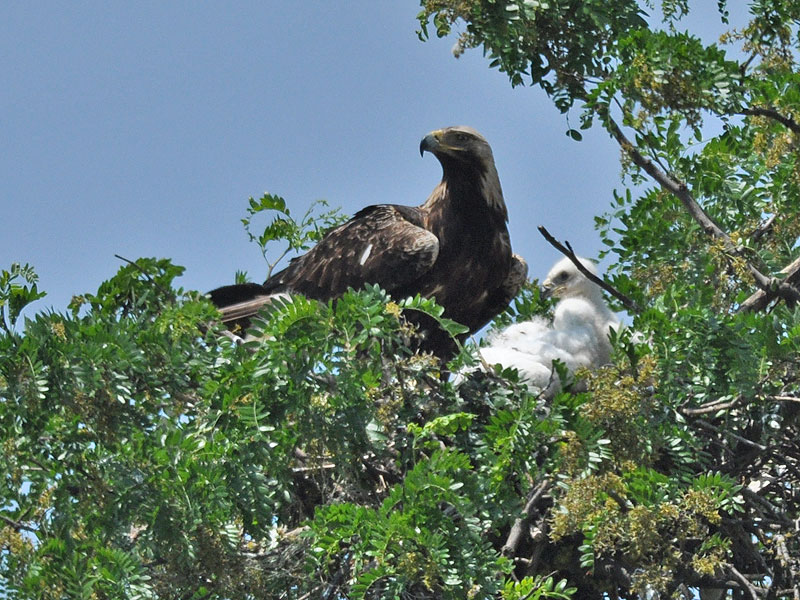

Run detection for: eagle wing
[[262, 204, 439, 299]]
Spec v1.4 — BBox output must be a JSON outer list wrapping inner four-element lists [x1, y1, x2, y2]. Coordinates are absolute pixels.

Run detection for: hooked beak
[[540, 280, 556, 300], [419, 130, 443, 157]]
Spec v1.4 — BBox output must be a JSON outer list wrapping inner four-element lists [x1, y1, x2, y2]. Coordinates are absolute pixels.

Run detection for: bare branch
[[501, 479, 550, 558], [537, 225, 642, 314], [728, 566, 761, 600]]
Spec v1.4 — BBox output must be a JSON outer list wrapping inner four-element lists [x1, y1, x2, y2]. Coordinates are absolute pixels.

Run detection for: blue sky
[[2, 2, 732, 328]]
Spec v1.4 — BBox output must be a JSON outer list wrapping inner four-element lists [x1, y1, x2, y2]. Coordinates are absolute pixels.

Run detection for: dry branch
[[537, 225, 642, 314]]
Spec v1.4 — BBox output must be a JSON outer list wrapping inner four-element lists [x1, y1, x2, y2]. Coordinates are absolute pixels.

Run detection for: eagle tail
[[207, 282, 291, 329], [208, 283, 267, 308]]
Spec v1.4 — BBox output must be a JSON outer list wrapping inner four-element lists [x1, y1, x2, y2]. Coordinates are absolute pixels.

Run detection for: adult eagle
[[210, 126, 527, 358]]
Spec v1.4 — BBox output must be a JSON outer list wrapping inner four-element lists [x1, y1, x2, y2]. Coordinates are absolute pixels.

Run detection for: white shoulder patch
[[359, 243, 374, 266]]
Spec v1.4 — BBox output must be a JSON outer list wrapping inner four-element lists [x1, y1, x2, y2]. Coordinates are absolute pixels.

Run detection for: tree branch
[[680, 395, 742, 416], [537, 225, 642, 314], [728, 565, 761, 600], [605, 116, 800, 311], [1, 514, 38, 533], [749, 214, 778, 243], [605, 117, 731, 242], [765, 395, 800, 404], [695, 419, 768, 451], [737, 256, 800, 313], [741, 107, 800, 136], [501, 479, 550, 558]]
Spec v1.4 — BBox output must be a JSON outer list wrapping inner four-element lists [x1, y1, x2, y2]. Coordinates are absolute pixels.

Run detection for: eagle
[[457, 256, 621, 391], [209, 126, 528, 359]]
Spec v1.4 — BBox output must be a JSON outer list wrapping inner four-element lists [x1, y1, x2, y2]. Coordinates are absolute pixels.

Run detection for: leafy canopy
[[3, 2, 800, 599]]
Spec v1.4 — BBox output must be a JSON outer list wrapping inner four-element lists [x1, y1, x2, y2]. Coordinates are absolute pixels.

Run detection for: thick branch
[[501, 479, 550, 558], [537, 225, 642, 314], [738, 256, 800, 313]]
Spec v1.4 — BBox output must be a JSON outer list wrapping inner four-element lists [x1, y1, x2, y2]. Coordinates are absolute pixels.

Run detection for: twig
[[695, 419, 768, 451], [537, 225, 642, 314], [113, 254, 174, 298]]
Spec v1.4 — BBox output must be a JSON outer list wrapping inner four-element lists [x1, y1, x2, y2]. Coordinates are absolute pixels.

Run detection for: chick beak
[[540, 281, 555, 300]]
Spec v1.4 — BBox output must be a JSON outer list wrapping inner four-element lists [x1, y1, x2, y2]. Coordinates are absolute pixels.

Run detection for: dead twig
[[537, 226, 642, 314]]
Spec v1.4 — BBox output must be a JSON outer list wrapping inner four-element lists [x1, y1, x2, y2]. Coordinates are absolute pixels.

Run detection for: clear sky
[[1, 2, 731, 327]]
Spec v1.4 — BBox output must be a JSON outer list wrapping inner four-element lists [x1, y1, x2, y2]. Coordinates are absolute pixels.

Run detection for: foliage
[[241, 192, 347, 280], [414, 0, 800, 597], [3, 2, 800, 599]]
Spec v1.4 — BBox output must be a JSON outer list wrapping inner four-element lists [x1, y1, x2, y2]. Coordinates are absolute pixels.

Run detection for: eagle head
[[541, 256, 600, 301], [419, 126, 505, 217], [419, 126, 492, 164]]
